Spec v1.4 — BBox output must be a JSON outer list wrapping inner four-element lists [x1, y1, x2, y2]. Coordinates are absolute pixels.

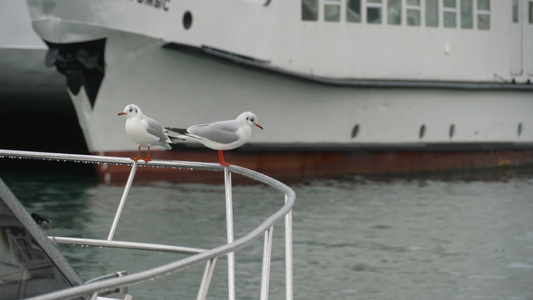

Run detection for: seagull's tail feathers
[[165, 127, 190, 143], [161, 142, 172, 150]]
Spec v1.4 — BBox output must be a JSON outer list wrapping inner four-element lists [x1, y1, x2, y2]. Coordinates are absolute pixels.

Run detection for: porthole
[[449, 124, 455, 138], [419, 124, 426, 139], [351, 124, 360, 139], [183, 11, 193, 29], [518, 122, 523, 137]]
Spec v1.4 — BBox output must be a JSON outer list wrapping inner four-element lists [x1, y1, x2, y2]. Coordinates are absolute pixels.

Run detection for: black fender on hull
[[44, 39, 106, 108]]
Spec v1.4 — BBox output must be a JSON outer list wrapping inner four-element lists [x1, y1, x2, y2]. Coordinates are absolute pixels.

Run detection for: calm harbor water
[[2, 164, 533, 300]]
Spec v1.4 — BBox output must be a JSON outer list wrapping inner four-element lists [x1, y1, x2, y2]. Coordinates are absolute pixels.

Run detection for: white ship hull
[[24, 0, 533, 181]]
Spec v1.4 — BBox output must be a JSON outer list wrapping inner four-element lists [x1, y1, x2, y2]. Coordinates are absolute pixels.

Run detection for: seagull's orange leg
[[143, 146, 153, 163], [131, 146, 142, 162], [218, 150, 231, 167]]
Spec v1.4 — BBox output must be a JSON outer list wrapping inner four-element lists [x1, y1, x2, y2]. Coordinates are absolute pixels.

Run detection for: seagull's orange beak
[[255, 124, 264, 130], [118, 112, 126, 116]]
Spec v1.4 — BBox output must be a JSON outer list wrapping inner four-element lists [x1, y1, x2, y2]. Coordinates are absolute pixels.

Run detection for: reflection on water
[[1, 166, 533, 300]]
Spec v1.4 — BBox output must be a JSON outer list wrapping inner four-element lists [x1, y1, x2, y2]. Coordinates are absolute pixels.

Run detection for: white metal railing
[[0, 149, 295, 300]]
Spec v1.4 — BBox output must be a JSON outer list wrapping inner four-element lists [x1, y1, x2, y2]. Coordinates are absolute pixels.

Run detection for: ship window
[[443, 0, 457, 28], [425, 0, 439, 27], [407, 0, 421, 26], [325, 0, 341, 22], [351, 124, 360, 138], [449, 124, 455, 138], [444, 0, 456, 7], [183, 11, 193, 29], [302, 0, 318, 21], [529, 1, 533, 24], [513, 0, 519, 23], [388, 0, 401, 25], [460, 0, 473, 29], [419, 124, 426, 139], [477, 0, 490, 29], [347, 0, 362, 22], [477, 0, 490, 10], [367, 0, 383, 24]]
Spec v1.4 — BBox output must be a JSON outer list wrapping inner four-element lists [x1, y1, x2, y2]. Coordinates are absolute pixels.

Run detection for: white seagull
[[118, 104, 172, 163], [165, 112, 263, 166]]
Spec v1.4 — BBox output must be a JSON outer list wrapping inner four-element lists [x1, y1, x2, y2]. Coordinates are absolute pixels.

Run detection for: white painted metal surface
[[107, 162, 138, 241], [0, 149, 295, 300], [224, 168, 236, 300]]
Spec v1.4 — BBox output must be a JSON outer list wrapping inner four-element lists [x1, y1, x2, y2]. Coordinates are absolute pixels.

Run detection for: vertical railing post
[[107, 162, 139, 240], [285, 194, 293, 300], [197, 258, 218, 300], [260, 226, 274, 300], [224, 168, 236, 300]]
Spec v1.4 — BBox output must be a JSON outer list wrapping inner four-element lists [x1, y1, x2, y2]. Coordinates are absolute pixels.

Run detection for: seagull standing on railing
[[165, 112, 263, 166], [118, 104, 172, 163]]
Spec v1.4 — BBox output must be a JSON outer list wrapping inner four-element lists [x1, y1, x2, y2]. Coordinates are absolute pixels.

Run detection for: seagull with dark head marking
[[118, 104, 172, 163], [166, 112, 263, 166]]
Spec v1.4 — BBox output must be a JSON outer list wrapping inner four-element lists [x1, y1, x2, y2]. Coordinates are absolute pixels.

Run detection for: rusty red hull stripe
[[95, 148, 533, 183]]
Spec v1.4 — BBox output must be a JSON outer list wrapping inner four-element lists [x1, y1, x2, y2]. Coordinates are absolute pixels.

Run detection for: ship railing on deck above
[[0, 149, 295, 300]]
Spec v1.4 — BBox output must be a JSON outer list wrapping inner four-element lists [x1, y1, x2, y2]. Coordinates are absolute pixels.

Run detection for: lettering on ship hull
[[130, 0, 170, 11]]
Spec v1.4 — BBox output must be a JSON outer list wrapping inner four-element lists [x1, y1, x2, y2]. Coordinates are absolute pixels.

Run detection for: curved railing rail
[[0, 149, 294, 300]]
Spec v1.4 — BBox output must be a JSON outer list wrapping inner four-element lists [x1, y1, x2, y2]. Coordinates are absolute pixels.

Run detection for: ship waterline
[[96, 145, 533, 183]]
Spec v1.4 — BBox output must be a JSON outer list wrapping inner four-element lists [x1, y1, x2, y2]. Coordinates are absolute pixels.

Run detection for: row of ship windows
[[302, 0, 492, 30], [350, 123, 525, 139]]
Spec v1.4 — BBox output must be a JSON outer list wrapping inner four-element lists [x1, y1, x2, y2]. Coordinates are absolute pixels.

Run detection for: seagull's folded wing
[[188, 121, 240, 144]]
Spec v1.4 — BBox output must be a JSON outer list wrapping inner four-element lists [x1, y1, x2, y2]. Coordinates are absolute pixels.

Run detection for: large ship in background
[[23, 0, 533, 181]]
